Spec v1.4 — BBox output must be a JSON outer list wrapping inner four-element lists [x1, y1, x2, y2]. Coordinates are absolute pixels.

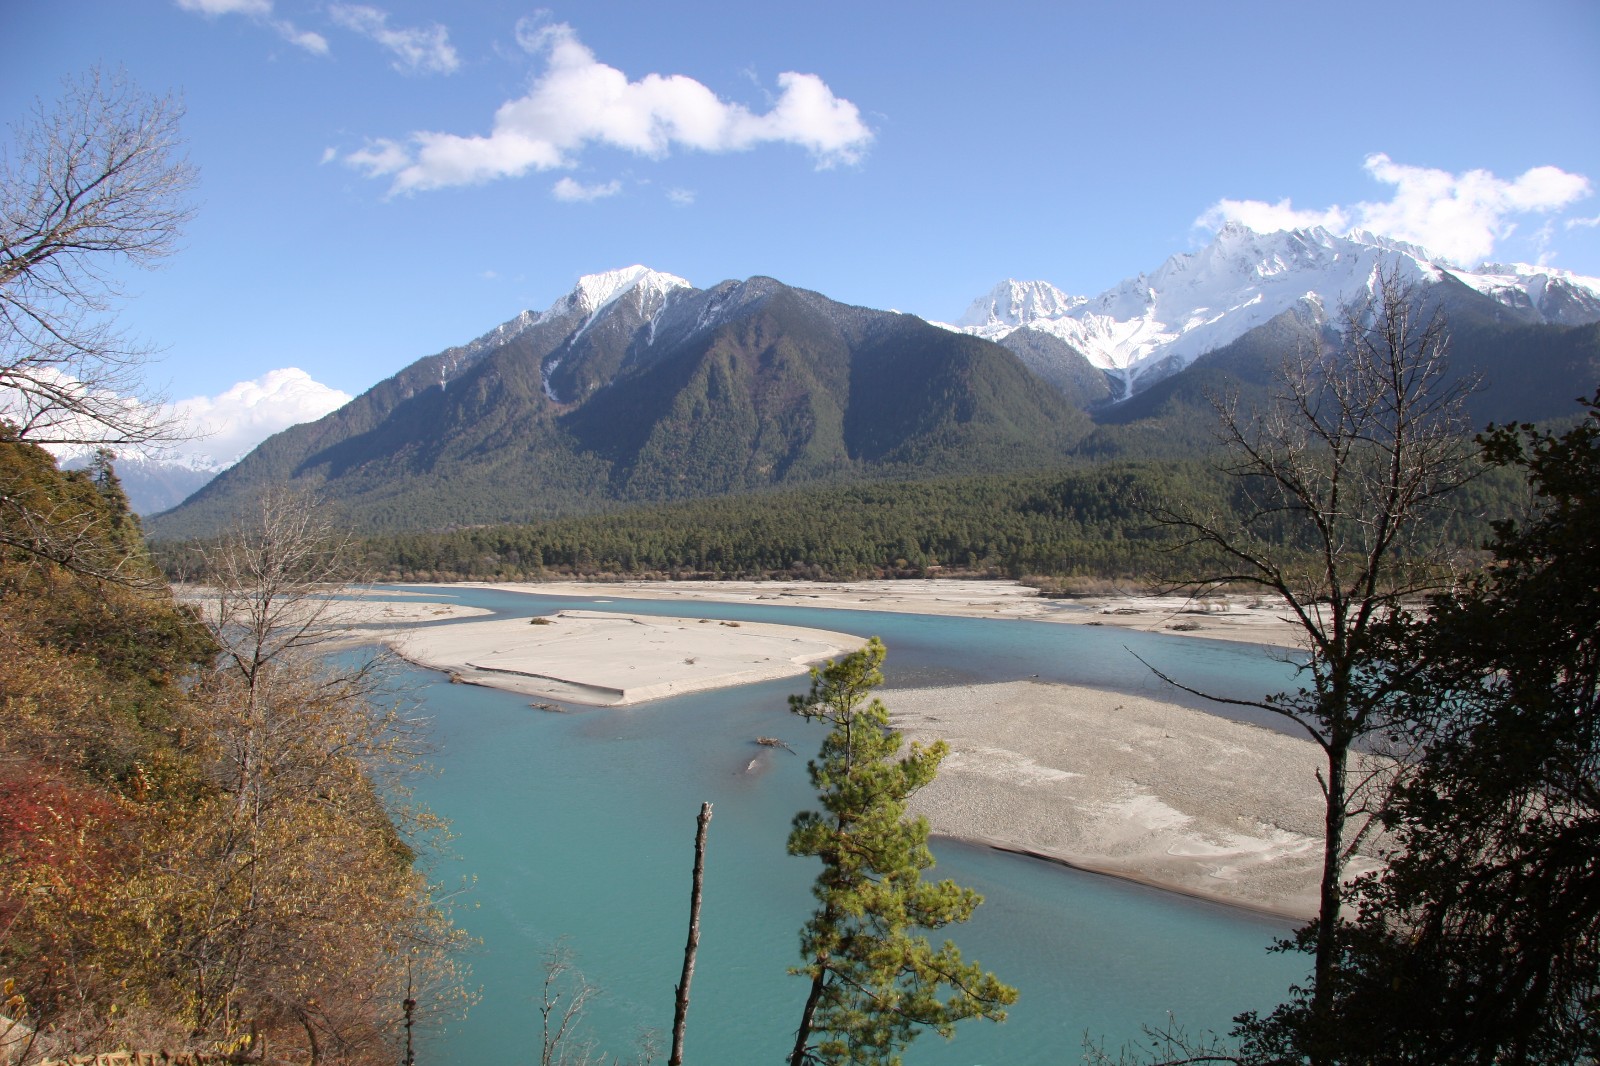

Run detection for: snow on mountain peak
[[957, 279, 1086, 329], [570, 265, 693, 317], [1472, 260, 1600, 287], [1447, 259, 1600, 324], [952, 222, 1570, 398]]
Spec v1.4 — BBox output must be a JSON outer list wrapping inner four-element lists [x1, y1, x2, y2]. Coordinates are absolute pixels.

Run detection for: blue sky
[[7, 1, 1600, 459]]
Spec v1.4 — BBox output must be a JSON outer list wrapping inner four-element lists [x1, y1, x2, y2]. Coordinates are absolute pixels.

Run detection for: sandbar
[[451, 579, 1306, 649], [885, 680, 1383, 919], [374, 579, 1357, 916], [175, 585, 492, 643], [390, 609, 866, 706]]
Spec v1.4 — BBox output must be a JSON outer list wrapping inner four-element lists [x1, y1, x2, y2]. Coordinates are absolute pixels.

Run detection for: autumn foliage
[[0, 441, 466, 1064]]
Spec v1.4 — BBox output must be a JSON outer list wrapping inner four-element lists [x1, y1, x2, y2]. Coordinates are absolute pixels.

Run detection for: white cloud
[[274, 22, 329, 55], [512, 14, 549, 54], [1196, 197, 1348, 235], [1198, 154, 1593, 265], [319, 146, 338, 165], [13, 367, 349, 469], [346, 138, 413, 176], [347, 21, 873, 194], [1565, 214, 1600, 230], [666, 187, 695, 207], [176, 0, 271, 13], [1355, 154, 1590, 262], [167, 368, 351, 467], [329, 4, 459, 74], [2, 367, 154, 455], [552, 177, 622, 202], [1530, 219, 1558, 263], [175, 0, 328, 55]]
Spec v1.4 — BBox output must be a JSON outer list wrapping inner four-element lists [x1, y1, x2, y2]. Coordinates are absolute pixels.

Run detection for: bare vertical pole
[[669, 801, 713, 1066]]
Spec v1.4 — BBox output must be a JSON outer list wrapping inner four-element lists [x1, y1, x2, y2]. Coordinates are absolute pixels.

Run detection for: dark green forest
[[229, 458, 1527, 587]]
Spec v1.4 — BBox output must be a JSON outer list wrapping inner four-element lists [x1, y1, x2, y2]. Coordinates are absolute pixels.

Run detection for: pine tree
[[786, 637, 1015, 1066]]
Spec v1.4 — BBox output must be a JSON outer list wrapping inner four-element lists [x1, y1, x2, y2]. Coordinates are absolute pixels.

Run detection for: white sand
[[175, 585, 492, 629], [371, 579, 1361, 916], [885, 680, 1383, 919], [451, 579, 1306, 649], [390, 609, 866, 706], [1057, 592, 1306, 647], [344, 598, 492, 625]]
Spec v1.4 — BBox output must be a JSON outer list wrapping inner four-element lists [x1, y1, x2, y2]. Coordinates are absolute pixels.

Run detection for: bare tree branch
[[1148, 268, 1479, 1052], [1, 66, 195, 450]]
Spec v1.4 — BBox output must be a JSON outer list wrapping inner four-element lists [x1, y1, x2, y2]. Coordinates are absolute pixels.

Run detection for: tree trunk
[[789, 966, 827, 1066], [1309, 741, 1349, 1064], [669, 802, 712, 1066]]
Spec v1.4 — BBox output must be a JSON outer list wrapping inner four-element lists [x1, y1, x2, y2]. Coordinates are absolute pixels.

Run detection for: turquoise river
[[359, 584, 1312, 1064]]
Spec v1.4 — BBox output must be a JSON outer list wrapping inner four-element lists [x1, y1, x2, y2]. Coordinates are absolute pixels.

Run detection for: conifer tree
[[786, 637, 1015, 1066]]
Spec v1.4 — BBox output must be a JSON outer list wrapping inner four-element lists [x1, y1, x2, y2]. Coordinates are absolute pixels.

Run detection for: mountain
[[52, 366, 351, 515], [149, 270, 1093, 538], [61, 455, 218, 516], [954, 224, 1600, 400], [147, 228, 1600, 540]]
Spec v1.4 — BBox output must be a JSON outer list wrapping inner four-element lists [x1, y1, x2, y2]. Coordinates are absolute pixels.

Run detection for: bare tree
[[1, 66, 196, 448], [200, 483, 362, 688], [0, 68, 197, 583], [1153, 269, 1479, 1051], [141, 485, 466, 1063], [537, 941, 658, 1066]]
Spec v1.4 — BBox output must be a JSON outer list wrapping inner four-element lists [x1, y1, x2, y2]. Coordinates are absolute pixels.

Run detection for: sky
[[7, 0, 1600, 465]]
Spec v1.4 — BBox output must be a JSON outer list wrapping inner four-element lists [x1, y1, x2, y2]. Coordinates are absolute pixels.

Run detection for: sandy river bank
[[353, 579, 1353, 917], [460, 578, 1307, 648], [389, 608, 866, 706]]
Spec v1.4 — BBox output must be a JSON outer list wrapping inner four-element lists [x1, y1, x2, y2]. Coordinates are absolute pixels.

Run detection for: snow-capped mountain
[[49, 367, 353, 514], [960, 279, 1087, 329], [149, 268, 1090, 538], [430, 265, 694, 397], [1450, 260, 1600, 326], [148, 240, 1600, 539], [953, 224, 1600, 399], [63, 454, 220, 516]]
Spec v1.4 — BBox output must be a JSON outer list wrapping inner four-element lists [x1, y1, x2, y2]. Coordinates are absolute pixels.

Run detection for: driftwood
[[669, 802, 713, 1066]]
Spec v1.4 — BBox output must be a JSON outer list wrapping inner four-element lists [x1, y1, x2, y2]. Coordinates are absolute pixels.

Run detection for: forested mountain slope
[[150, 274, 1093, 537]]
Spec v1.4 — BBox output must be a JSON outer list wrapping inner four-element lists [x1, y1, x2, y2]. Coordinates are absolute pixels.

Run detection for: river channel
[[363, 584, 1310, 1063]]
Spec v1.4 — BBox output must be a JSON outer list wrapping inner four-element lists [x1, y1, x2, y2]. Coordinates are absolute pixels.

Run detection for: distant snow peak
[[560, 266, 691, 351], [536, 267, 696, 404], [957, 279, 1085, 330], [956, 222, 1600, 400], [569, 265, 693, 317], [1448, 260, 1600, 324]]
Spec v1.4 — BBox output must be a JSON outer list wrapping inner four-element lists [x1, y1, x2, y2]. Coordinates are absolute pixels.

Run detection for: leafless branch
[[1142, 267, 1480, 1027], [1, 66, 196, 450]]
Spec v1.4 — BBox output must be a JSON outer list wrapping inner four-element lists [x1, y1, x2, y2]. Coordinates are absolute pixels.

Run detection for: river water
[[367, 585, 1311, 1063]]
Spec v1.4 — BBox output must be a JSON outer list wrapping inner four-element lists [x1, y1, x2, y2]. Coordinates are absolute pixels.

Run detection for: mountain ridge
[[149, 272, 1093, 537], [950, 224, 1600, 399], [145, 225, 1600, 537]]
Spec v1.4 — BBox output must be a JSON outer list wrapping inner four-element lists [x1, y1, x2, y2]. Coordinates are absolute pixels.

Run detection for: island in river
[[352, 579, 1374, 921]]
